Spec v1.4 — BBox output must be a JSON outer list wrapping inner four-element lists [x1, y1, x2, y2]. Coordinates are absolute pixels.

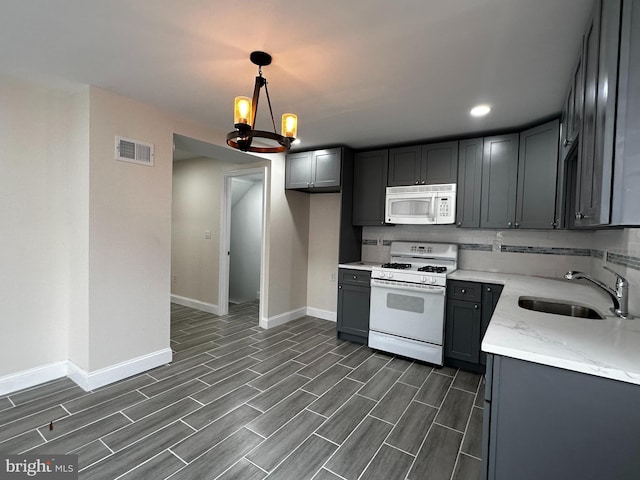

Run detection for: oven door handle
[[370, 278, 445, 294]]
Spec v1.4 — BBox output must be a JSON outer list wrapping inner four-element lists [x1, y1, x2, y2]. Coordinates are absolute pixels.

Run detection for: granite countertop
[[449, 270, 640, 386], [338, 261, 380, 271]]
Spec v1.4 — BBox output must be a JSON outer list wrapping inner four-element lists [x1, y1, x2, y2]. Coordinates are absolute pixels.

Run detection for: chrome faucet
[[565, 266, 632, 319]]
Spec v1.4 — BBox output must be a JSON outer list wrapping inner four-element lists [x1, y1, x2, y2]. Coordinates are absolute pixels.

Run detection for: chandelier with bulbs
[[226, 51, 298, 154]]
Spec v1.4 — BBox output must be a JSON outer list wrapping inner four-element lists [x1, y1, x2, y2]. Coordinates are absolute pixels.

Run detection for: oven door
[[369, 278, 445, 345]]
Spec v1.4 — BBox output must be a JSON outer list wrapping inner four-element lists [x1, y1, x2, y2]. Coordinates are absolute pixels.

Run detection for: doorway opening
[[218, 167, 267, 320]]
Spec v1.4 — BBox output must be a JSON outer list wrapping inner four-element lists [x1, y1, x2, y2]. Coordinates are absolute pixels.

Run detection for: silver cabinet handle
[[310, 183, 315, 188], [338, 285, 342, 289], [474, 304, 479, 309], [415, 180, 420, 185], [563, 138, 572, 147], [457, 222, 462, 227], [575, 212, 585, 220], [353, 275, 358, 280], [514, 222, 519, 228], [461, 289, 466, 294], [507, 222, 513, 227], [421, 180, 426, 185], [487, 287, 492, 292]]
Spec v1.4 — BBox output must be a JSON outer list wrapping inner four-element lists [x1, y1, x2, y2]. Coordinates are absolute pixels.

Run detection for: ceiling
[[0, 0, 594, 152]]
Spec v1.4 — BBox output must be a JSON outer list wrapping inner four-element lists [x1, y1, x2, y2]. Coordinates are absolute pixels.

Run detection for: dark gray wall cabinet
[[445, 280, 502, 373], [472, 120, 559, 230], [336, 268, 371, 344], [353, 149, 389, 226], [285, 147, 342, 191], [456, 138, 484, 228], [388, 141, 458, 186], [516, 119, 560, 229], [480, 134, 519, 229], [483, 354, 640, 480]]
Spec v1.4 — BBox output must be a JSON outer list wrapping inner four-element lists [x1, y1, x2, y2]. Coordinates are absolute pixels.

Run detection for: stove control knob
[[386, 272, 393, 279]]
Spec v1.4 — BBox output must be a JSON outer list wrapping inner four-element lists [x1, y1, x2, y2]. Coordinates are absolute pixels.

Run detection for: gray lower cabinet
[[483, 354, 640, 480], [336, 269, 371, 344], [388, 141, 458, 186], [285, 147, 342, 191], [352, 149, 388, 226], [445, 280, 502, 373]]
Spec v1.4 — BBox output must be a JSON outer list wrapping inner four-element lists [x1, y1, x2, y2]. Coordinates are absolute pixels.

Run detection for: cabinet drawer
[[339, 268, 371, 286], [447, 280, 481, 302]]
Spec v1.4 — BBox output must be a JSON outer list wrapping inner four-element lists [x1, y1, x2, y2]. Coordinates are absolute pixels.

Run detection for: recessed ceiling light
[[470, 104, 491, 117]]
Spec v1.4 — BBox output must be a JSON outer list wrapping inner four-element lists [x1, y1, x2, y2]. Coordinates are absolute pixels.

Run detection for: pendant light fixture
[[227, 51, 298, 153]]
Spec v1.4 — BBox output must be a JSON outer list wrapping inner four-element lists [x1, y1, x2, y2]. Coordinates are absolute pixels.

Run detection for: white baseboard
[[68, 348, 173, 392], [171, 294, 219, 315], [260, 307, 307, 329], [0, 361, 68, 396], [306, 307, 337, 322]]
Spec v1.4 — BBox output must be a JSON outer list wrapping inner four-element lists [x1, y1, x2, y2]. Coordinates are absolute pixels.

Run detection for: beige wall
[[307, 193, 341, 315], [0, 76, 316, 387], [0, 76, 74, 377], [171, 157, 229, 307]]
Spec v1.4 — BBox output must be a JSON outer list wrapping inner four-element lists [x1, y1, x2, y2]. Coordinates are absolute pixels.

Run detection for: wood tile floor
[[0, 302, 484, 479]]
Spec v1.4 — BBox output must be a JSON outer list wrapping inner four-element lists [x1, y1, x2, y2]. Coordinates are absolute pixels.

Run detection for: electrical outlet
[[330, 272, 336, 282], [204, 230, 212, 239], [172, 275, 177, 284], [377, 237, 383, 246], [492, 239, 502, 253]]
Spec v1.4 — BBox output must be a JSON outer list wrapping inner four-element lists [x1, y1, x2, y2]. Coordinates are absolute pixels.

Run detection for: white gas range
[[369, 241, 458, 366]]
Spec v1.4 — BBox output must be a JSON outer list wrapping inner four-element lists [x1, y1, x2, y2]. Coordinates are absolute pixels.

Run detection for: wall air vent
[[115, 136, 154, 166]]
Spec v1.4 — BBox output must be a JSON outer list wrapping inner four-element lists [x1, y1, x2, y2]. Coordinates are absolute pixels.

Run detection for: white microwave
[[385, 184, 456, 225]]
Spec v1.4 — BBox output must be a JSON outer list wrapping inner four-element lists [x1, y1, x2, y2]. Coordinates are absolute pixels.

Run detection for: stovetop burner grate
[[380, 262, 412, 270], [417, 265, 448, 273]]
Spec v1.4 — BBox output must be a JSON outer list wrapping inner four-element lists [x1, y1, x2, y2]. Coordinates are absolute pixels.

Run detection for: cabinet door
[[480, 284, 503, 366], [353, 150, 389, 226], [576, 0, 620, 227], [312, 148, 342, 188], [457, 138, 483, 228], [388, 146, 421, 186], [421, 141, 458, 184], [337, 283, 370, 343], [445, 299, 481, 364], [285, 151, 312, 189], [480, 134, 519, 229], [516, 120, 559, 229]]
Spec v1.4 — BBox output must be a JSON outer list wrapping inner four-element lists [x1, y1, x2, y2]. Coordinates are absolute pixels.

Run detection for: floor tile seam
[[178, 422, 255, 465], [382, 441, 417, 459], [243, 423, 267, 440], [167, 448, 189, 465], [111, 447, 174, 480], [459, 450, 482, 462], [101, 416, 192, 453], [8, 385, 85, 411], [125, 391, 208, 424], [244, 414, 322, 474], [357, 370, 405, 404], [214, 457, 267, 480], [406, 395, 443, 410], [39, 409, 136, 447], [322, 465, 349, 480], [403, 399, 450, 480], [352, 431, 390, 480], [450, 384, 479, 395], [312, 431, 341, 447], [457, 405, 482, 460], [296, 362, 355, 395], [371, 382, 421, 426], [433, 420, 466, 435], [318, 398, 379, 455]]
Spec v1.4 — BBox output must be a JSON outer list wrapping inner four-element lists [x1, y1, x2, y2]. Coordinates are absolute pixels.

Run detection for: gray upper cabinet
[[516, 120, 560, 229], [559, 54, 584, 163], [353, 149, 389, 226], [388, 141, 458, 186], [456, 138, 483, 228], [285, 147, 342, 191], [574, 0, 620, 227], [480, 134, 519, 229]]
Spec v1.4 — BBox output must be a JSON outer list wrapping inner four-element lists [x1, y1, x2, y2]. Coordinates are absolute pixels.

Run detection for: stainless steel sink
[[518, 297, 604, 319]]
